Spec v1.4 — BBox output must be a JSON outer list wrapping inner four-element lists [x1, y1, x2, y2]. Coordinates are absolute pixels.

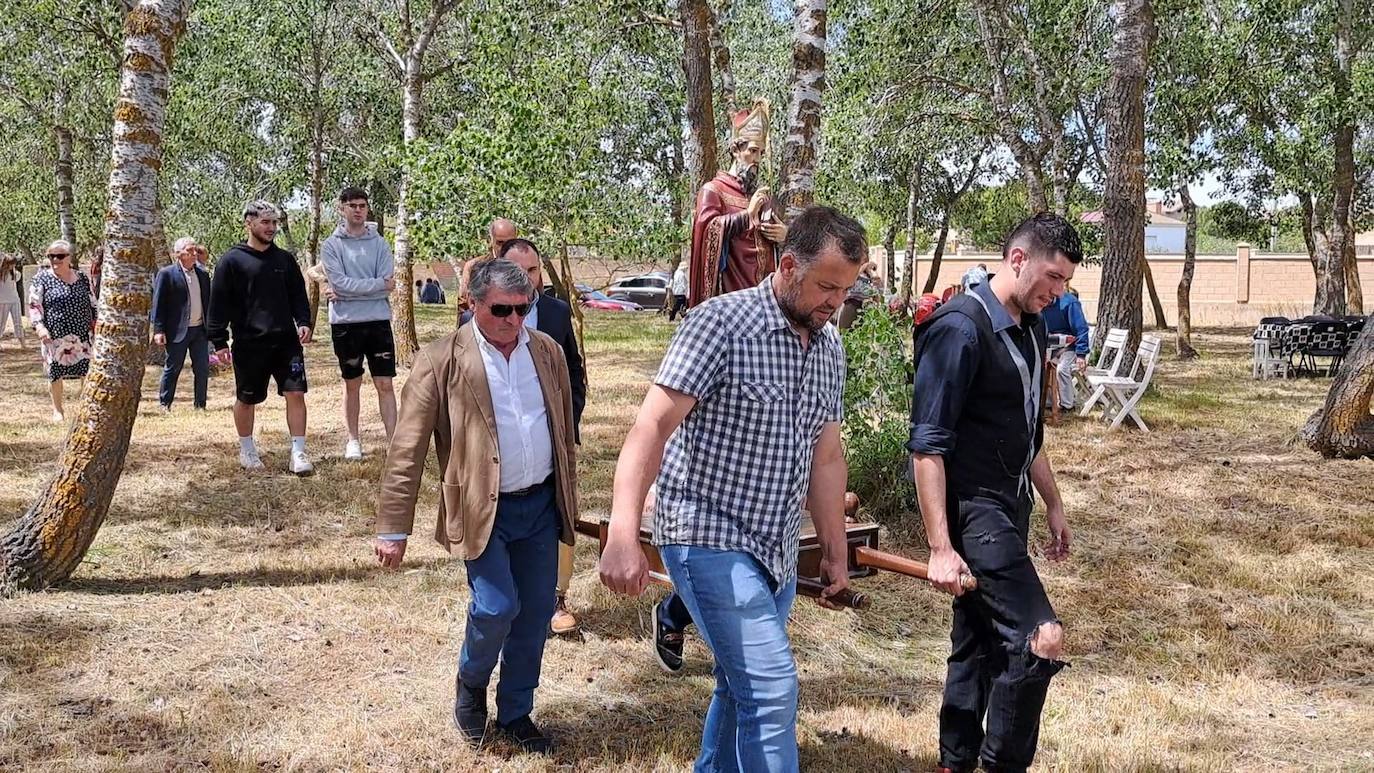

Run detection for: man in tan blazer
[[373, 259, 578, 755]]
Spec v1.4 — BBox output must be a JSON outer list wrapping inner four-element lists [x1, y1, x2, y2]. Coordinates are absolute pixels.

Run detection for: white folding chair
[[1078, 327, 1128, 416], [1092, 335, 1161, 431]]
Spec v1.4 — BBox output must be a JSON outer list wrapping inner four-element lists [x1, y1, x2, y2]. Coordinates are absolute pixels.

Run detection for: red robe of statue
[[687, 172, 778, 307]]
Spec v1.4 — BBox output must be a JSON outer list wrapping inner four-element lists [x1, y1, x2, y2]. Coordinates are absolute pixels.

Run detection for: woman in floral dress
[[28, 239, 96, 422]]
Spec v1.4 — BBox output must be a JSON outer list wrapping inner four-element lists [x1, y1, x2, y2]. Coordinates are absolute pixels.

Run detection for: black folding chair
[[1304, 321, 1349, 376], [1282, 322, 1314, 376]]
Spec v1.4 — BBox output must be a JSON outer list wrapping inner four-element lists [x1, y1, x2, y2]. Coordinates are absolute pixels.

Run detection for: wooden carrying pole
[[853, 546, 978, 592], [574, 519, 974, 609]]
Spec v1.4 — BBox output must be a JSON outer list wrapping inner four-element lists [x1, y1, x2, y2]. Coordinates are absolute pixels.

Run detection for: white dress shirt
[[182, 265, 203, 327], [522, 295, 540, 331], [472, 321, 553, 492], [376, 320, 555, 541]]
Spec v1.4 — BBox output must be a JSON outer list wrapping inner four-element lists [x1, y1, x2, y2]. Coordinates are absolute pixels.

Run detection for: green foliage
[[1203, 200, 1268, 245], [0, 0, 122, 253], [406, 1, 681, 265], [840, 305, 915, 524], [953, 182, 1028, 250]]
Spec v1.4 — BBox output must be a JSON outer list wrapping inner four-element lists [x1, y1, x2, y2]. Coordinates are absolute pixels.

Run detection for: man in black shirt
[[908, 213, 1081, 773], [208, 200, 315, 475]]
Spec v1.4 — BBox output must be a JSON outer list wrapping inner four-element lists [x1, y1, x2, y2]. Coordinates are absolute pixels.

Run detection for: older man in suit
[[374, 259, 578, 755], [461, 237, 587, 635], [151, 236, 213, 411]]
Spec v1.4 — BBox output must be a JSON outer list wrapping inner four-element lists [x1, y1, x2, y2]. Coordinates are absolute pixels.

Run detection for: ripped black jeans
[[939, 494, 1066, 773]]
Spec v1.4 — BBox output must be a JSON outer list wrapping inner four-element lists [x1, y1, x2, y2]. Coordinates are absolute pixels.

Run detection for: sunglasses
[[47, 253, 70, 260], [488, 302, 531, 318]]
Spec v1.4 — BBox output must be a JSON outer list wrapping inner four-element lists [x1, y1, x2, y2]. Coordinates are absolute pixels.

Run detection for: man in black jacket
[[461, 237, 586, 634], [208, 200, 315, 475], [152, 236, 212, 411], [909, 213, 1079, 773]]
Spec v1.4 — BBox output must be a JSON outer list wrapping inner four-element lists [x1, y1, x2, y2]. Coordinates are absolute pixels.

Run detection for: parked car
[[607, 271, 671, 309], [576, 284, 642, 311]]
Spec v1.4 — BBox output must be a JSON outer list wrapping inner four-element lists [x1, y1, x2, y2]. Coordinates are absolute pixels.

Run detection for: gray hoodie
[[321, 222, 394, 324]]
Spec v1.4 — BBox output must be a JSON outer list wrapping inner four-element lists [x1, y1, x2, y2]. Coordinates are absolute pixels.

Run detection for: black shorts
[[331, 320, 396, 379], [232, 336, 308, 404]]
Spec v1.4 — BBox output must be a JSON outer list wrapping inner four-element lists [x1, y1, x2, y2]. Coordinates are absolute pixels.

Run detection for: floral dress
[[28, 269, 96, 381]]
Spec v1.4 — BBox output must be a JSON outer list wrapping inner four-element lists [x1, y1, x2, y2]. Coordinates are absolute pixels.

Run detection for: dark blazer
[[461, 293, 586, 440], [151, 262, 211, 344]]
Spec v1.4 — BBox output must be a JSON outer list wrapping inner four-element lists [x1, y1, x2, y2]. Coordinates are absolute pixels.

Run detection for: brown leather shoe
[[549, 595, 578, 635]]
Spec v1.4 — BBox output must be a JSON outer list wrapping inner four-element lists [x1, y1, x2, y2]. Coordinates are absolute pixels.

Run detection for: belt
[[500, 475, 554, 498]]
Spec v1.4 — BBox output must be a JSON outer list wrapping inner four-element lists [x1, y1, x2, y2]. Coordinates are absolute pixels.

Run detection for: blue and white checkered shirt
[[652, 277, 846, 583]]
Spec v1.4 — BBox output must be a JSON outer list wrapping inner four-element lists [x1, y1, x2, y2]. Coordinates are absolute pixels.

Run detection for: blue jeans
[[159, 324, 209, 408], [660, 545, 799, 773], [458, 481, 560, 724]]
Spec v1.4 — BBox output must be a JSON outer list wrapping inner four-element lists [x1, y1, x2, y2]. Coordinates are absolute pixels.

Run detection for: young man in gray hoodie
[[322, 186, 398, 459]]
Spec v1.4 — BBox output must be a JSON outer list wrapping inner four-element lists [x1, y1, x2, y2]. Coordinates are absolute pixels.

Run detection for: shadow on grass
[[0, 610, 101, 674], [533, 660, 927, 771], [0, 612, 261, 770], [59, 557, 450, 595]]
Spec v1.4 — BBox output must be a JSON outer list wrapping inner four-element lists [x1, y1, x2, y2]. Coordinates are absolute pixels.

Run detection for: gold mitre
[[730, 98, 770, 153]]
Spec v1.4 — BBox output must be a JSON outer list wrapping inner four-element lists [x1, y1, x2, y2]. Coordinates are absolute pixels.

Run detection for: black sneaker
[[496, 714, 553, 755], [652, 601, 685, 673], [453, 681, 487, 746]]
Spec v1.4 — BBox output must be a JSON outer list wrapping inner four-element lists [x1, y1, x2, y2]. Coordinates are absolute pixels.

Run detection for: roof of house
[[1079, 210, 1186, 227]]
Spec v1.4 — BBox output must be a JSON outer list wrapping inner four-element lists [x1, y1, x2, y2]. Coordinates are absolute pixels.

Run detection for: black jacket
[[151, 262, 211, 344], [207, 242, 310, 350], [461, 294, 586, 440]]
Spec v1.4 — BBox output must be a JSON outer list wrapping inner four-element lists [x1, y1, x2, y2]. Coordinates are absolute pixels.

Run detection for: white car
[[607, 272, 671, 309]]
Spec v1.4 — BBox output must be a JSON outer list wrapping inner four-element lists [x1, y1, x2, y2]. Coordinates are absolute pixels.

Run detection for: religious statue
[[687, 99, 789, 307]]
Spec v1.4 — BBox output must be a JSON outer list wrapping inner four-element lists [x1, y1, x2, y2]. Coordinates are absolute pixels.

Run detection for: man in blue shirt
[[1039, 287, 1090, 410], [908, 213, 1080, 773]]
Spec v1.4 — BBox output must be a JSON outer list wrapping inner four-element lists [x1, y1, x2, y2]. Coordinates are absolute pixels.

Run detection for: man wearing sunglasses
[[374, 258, 579, 755], [462, 236, 586, 635]]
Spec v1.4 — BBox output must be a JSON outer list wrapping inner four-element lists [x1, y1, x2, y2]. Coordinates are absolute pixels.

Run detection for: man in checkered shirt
[[601, 206, 867, 773]]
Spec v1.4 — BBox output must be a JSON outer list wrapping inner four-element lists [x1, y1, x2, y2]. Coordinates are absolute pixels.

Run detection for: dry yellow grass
[[0, 310, 1371, 772]]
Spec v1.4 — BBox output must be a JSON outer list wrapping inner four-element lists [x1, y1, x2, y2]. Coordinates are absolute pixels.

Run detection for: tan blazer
[[376, 322, 578, 560]]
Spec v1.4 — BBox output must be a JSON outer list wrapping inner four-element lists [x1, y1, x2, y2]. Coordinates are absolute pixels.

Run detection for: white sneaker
[[344, 439, 363, 460], [239, 446, 264, 470], [289, 448, 315, 476]]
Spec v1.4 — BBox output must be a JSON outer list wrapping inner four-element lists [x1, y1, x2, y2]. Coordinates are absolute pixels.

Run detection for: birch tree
[[0, 1, 127, 252], [779, 0, 826, 219], [1, 0, 189, 594], [361, 0, 460, 365]]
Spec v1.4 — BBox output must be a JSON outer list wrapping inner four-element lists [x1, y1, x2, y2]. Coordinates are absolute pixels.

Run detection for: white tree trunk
[[779, 0, 826, 221], [1, 0, 189, 593], [54, 118, 77, 248], [391, 68, 423, 364]]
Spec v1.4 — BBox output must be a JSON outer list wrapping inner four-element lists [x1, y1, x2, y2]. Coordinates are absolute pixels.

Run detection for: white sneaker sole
[[650, 603, 683, 674]]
